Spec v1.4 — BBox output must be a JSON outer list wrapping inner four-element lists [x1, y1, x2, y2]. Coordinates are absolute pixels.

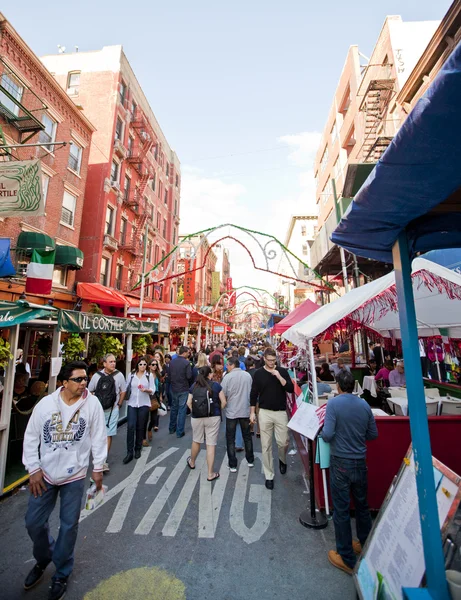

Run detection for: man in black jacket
[[250, 348, 294, 489], [168, 346, 192, 438]]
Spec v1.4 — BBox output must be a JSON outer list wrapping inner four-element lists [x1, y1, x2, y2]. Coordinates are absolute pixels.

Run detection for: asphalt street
[[0, 415, 357, 600]]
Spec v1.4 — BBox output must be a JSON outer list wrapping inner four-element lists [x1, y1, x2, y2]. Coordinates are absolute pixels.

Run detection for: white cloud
[[278, 131, 321, 168]]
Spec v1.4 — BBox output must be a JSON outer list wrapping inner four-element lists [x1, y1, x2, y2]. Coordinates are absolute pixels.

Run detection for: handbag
[[158, 401, 167, 416], [150, 391, 160, 411]]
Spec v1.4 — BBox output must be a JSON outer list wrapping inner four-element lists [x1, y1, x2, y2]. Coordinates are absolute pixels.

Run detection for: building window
[[131, 100, 137, 120], [174, 199, 178, 216], [154, 144, 158, 161], [164, 188, 168, 205], [154, 245, 159, 264], [120, 218, 127, 244], [302, 243, 308, 256], [322, 178, 333, 206], [105, 206, 114, 235], [119, 80, 127, 106], [68, 140, 82, 174], [320, 145, 329, 173], [331, 121, 338, 144], [156, 212, 161, 230], [301, 225, 307, 236], [115, 117, 123, 141], [334, 156, 342, 181], [127, 136, 133, 156], [149, 202, 154, 221], [67, 71, 80, 95], [115, 264, 123, 290], [175, 174, 179, 188], [172, 227, 176, 244], [42, 174, 50, 207], [342, 126, 356, 158], [61, 190, 77, 226], [0, 73, 23, 116], [161, 249, 165, 262], [52, 266, 68, 286], [147, 239, 152, 263], [100, 257, 109, 286], [339, 85, 351, 117], [151, 172, 156, 192], [166, 163, 170, 177], [39, 113, 57, 146], [163, 218, 167, 239], [110, 160, 119, 183], [124, 175, 130, 201]]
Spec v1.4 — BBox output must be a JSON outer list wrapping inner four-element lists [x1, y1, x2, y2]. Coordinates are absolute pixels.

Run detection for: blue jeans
[[169, 391, 188, 436], [165, 381, 172, 408], [226, 418, 254, 468], [330, 456, 373, 568], [25, 478, 85, 580], [235, 423, 243, 448], [126, 405, 150, 454]]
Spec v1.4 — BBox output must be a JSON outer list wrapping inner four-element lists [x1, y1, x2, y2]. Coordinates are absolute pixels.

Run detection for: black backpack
[[191, 384, 212, 418], [94, 370, 119, 410]]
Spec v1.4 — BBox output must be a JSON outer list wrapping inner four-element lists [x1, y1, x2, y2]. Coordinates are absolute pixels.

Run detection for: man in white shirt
[[221, 357, 254, 472], [88, 354, 126, 472], [22, 361, 106, 600]]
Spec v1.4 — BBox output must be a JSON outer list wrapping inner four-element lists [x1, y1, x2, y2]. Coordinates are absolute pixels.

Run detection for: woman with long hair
[[186, 366, 226, 481], [145, 359, 161, 442], [123, 356, 154, 464], [318, 362, 334, 381], [195, 352, 208, 369], [210, 354, 224, 383]]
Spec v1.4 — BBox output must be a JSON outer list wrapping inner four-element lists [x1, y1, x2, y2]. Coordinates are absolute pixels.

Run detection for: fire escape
[[122, 106, 156, 292], [358, 63, 395, 162]]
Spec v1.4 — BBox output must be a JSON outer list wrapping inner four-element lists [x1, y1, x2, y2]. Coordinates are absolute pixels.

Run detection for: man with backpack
[[88, 354, 126, 472]]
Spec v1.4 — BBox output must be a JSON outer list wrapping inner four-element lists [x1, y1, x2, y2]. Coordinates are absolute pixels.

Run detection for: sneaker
[[352, 540, 362, 555], [247, 462, 254, 468], [228, 466, 237, 473], [24, 563, 48, 590], [328, 550, 354, 575], [48, 578, 67, 600], [102, 462, 110, 473]]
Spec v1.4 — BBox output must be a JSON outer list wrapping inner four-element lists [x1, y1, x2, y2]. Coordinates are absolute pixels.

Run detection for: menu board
[[355, 450, 461, 599]]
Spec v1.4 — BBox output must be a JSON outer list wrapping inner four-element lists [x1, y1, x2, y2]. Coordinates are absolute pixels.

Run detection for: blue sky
[[4, 0, 452, 294]]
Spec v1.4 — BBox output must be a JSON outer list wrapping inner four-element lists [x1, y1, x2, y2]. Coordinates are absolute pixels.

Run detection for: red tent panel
[[271, 298, 319, 334]]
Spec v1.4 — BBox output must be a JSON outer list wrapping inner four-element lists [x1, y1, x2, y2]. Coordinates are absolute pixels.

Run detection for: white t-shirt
[[126, 373, 152, 408], [58, 395, 85, 430]]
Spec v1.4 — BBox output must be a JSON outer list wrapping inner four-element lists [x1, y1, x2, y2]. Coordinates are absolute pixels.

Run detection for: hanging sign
[[212, 324, 226, 335], [158, 313, 171, 334], [183, 260, 196, 304], [211, 271, 220, 303], [58, 310, 158, 334], [0, 160, 45, 216], [226, 277, 232, 292], [0, 301, 56, 327]]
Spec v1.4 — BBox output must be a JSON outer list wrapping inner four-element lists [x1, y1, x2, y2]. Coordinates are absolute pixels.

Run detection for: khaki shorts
[[191, 415, 221, 445]]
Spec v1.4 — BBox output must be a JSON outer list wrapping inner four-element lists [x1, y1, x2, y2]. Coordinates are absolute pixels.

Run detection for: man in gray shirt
[[322, 370, 378, 575], [221, 357, 254, 472]]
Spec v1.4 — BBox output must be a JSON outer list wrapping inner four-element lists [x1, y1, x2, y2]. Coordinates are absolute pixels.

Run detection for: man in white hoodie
[[22, 361, 107, 600]]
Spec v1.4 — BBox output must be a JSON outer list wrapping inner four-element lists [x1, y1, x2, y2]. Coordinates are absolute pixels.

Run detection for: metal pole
[[392, 232, 448, 600], [308, 339, 318, 406], [126, 334, 133, 380], [0, 324, 19, 494], [197, 321, 202, 352], [48, 327, 61, 393], [139, 221, 149, 320]]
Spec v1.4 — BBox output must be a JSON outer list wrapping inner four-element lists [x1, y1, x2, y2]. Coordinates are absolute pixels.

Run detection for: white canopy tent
[[283, 257, 461, 345]]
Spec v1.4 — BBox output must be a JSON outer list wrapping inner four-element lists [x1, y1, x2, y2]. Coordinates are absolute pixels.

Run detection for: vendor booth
[[322, 41, 461, 599]]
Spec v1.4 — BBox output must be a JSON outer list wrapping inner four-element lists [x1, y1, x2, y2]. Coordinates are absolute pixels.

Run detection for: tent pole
[[48, 327, 61, 393], [393, 232, 448, 600], [308, 339, 318, 406], [0, 324, 19, 494]]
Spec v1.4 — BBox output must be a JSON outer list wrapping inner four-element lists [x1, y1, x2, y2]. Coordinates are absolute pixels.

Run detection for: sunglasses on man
[[68, 376, 89, 383]]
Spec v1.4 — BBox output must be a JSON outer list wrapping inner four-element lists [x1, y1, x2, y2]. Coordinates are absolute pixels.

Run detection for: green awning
[[16, 231, 55, 253], [55, 245, 84, 270]]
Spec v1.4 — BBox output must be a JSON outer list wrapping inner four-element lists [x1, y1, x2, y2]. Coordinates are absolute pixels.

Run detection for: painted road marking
[[198, 454, 230, 538], [162, 453, 205, 537], [146, 466, 166, 485], [106, 448, 151, 533], [79, 447, 179, 523], [229, 453, 271, 544], [135, 449, 190, 535]]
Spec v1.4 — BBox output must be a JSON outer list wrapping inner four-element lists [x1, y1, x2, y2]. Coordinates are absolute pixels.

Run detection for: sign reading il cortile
[[58, 310, 159, 334], [0, 160, 44, 217]]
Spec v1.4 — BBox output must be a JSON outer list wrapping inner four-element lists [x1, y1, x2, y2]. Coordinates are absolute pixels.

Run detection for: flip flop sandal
[[207, 472, 220, 482], [186, 457, 195, 470]]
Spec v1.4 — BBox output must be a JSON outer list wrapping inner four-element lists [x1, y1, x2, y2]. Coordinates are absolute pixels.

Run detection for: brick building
[[41, 45, 181, 305], [178, 234, 218, 309], [309, 16, 439, 293], [0, 14, 95, 308]]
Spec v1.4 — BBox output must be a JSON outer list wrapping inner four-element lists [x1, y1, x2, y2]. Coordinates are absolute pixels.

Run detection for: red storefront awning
[[76, 282, 128, 308]]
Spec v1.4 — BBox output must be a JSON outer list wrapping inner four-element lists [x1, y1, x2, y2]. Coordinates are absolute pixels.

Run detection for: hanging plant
[[62, 334, 86, 362], [88, 333, 104, 362], [34, 334, 52, 358], [100, 336, 124, 359], [88, 303, 103, 315], [132, 334, 153, 356], [0, 337, 13, 368]]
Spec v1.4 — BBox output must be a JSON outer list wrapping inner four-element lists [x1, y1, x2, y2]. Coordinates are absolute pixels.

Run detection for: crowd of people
[[19, 336, 381, 599]]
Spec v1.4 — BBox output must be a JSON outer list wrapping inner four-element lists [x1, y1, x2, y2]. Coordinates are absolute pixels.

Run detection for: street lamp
[[281, 280, 296, 312]]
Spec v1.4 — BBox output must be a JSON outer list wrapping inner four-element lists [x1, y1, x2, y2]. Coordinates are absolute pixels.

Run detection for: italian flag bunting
[[25, 249, 55, 295]]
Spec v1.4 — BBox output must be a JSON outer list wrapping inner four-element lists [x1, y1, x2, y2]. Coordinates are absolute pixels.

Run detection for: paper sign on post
[[287, 401, 323, 440], [51, 357, 62, 377]]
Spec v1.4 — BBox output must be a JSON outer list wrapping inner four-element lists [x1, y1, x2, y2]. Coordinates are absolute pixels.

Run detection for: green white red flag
[[25, 249, 55, 295]]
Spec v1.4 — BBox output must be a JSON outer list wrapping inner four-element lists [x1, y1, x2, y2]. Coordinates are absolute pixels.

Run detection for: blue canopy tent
[[331, 41, 461, 600]]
